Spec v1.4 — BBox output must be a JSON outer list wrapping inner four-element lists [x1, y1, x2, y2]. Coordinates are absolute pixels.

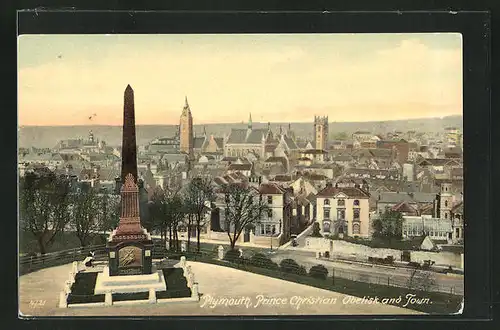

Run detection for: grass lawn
[[113, 292, 149, 301], [157, 268, 191, 299], [326, 235, 425, 251], [67, 272, 105, 304]]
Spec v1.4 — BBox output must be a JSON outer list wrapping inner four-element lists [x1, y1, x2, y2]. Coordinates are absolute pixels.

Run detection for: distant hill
[[18, 115, 462, 149]]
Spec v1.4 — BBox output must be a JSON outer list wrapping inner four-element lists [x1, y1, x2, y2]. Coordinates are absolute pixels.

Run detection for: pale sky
[[18, 33, 462, 126]]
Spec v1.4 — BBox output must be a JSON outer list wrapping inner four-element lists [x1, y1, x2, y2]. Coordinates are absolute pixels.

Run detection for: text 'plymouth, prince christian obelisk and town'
[[107, 85, 153, 276]]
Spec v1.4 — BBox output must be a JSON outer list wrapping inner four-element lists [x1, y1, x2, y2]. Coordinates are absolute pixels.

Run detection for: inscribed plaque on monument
[[118, 246, 142, 268]]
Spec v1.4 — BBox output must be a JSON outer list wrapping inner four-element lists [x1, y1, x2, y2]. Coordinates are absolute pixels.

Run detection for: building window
[[353, 209, 360, 221], [337, 209, 345, 220], [323, 221, 331, 233], [267, 196, 273, 204], [267, 209, 273, 218], [324, 209, 330, 219], [265, 224, 271, 234], [445, 200, 448, 208], [353, 199, 360, 206], [445, 213, 448, 219], [337, 199, 345, 207], [324, 199, 330, 206], [353, 223, 360, 235]]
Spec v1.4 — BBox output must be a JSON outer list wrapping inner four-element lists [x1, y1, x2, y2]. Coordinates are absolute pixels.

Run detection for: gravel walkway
[[19, 261, 422, 317]]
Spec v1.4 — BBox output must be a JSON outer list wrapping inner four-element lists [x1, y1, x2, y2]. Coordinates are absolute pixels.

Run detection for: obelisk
[[121, 84, 138, 184], [107, 84, 153, 276]]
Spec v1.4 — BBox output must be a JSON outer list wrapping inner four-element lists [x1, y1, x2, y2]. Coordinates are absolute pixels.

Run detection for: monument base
[[106, 229, 154, 276], [94, 266, 167, 294]]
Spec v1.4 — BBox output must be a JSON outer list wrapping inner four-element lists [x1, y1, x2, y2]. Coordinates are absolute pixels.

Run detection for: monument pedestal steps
[[94, 265, 166, 295]]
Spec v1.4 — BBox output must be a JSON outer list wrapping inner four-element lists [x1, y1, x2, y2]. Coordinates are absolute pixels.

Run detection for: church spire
[[248, 113, 252, 130], [182, 96, 191, 116]]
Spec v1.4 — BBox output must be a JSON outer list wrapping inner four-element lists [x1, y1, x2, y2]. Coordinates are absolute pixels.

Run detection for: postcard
[[18, 33, 464, 317]]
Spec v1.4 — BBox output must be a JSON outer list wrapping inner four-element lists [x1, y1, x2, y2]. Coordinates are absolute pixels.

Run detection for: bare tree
[[149, 188, 186, 252], [71, 184, 100, 247], [96, 190, 120, 242], [164, 193, 186, 252], [185, 177, 216, 252], [221, 183, 269, 250], [19, 172, 72, 255]]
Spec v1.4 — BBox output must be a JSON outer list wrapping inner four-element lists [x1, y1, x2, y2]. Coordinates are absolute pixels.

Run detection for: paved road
[[270, 250, 464, 295], [154, 237, 464, 295]]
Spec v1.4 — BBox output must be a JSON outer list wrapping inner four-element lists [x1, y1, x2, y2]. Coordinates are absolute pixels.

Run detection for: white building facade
[[316, 184, 370, 238]]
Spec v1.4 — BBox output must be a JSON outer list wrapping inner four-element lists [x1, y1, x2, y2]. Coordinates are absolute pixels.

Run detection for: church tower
[[314, 115, 329, 151], [439, 182, 453, 220], [179, 96, 194, 156]]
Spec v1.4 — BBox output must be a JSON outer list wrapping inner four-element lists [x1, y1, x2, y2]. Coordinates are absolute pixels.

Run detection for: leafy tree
[[223, 249, 242, 263], [332, 132, 349, 140], [279, 258, 307, 276], [311, 222, 323, 237], [309, 264, 329, 280], [221, 183, 270, 250], [248, 253, 279, 270], [185, 178, 216, 252], [19, 172, 72, 254], [372, 210, 403, 240]]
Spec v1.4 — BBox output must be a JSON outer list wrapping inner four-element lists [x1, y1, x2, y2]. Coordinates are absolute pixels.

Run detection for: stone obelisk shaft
[[121, 85, 138, 184]]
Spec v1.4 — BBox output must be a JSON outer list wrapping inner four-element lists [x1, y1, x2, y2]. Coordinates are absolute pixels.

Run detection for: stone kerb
[[59, 279, 73, 308], [217, 245, 224, 260], [58, 291, 68, 308], [64, 280, 72, 294], [148, 288, 156, 304], [184, 265, 192, 278], [191, 283, 200, 301], [187, 272, 195, 288], [105, 291, 113, 306], [180, 256, 187, 268], [72, 261, 78, 274]]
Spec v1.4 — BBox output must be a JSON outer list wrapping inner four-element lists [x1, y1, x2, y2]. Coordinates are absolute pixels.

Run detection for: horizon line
[[19, 115, 463, 128]]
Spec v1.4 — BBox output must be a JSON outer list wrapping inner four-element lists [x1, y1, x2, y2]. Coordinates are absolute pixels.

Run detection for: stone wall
[[303, 237, 462, 268], [410, 250, 462, 268], [252, 234, 281, 247]]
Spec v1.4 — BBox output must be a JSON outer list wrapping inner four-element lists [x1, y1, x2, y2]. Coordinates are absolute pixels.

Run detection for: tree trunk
[[187, 214, 192, 252], [175, 229, 180, 252], [37, 235, 47, 255], [169, 226, 173, 250], [196, 215, 201, 252]]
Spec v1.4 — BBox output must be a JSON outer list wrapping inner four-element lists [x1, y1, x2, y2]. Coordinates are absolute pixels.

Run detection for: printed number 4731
[[29, 300, 46, 308]]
